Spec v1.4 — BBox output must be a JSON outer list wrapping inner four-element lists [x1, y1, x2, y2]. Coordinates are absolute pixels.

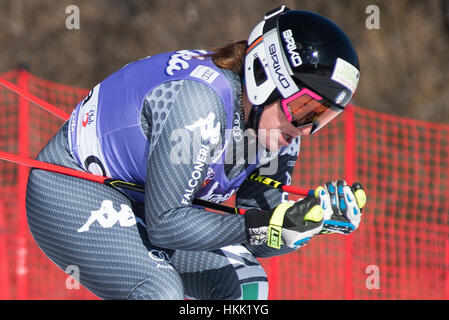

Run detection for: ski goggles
[[281, 88, 345, 135]]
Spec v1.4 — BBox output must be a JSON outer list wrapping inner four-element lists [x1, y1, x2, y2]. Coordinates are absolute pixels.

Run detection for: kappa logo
[[200, 181, 236, 203], [77, 200, 145, 233], [185, 112, 221, 145]]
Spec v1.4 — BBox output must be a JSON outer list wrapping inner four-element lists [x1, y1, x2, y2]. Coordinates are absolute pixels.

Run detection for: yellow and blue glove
[[316, 180, 367, 235], [245, 195, 324, 249]]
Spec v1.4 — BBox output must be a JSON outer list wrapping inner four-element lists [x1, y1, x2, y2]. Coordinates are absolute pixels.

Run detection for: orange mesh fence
[[0, 68, 448, 299]]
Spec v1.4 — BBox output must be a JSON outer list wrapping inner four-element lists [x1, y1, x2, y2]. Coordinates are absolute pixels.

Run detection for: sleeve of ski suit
[[143, 79, 248, 251], [236, 138, 302, 257]]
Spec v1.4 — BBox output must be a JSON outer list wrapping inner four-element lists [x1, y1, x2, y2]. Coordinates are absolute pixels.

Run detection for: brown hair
[[205, 40, 248, 76]]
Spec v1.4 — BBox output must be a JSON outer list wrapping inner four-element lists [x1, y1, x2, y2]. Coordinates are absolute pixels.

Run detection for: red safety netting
[[0, 69, 95, 299], [0, 68, 448, 300]]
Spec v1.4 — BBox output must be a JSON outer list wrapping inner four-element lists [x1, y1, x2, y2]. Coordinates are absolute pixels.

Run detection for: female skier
[[26, 6, 365, 299]]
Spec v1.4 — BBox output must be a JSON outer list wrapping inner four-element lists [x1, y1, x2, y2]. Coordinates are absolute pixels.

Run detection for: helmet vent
[[253, 58, 267, 86]]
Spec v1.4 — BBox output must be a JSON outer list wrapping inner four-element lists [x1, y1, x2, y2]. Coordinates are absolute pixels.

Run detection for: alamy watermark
[[65, 5, 380, 32], [169, 127, 289, 176], [65, 265, 80, 290], [365, 264, 380, 290], [365, 5, 380, 30], [65, 5, 80, 30]]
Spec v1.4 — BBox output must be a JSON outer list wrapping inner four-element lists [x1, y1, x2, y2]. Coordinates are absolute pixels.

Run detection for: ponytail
[[204, 40, 248, 76]]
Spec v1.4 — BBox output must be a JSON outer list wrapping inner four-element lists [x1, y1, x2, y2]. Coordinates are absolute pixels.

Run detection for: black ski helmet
[[244, 6, 360, 132]]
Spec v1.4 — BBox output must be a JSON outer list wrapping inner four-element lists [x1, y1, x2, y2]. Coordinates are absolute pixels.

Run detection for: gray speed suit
[[25, 50, 301, 300]]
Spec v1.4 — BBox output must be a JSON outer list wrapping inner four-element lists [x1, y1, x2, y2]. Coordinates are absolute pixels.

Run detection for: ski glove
[[317, 180, 367, 235], [245, 195, 324, 249]]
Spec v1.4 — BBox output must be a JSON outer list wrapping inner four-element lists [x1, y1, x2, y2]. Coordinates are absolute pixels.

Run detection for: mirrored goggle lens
[[282, 93, 343, 134]]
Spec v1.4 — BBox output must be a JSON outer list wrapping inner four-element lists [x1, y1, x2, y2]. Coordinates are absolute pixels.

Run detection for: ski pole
[[246, 173, 313, 197], [0, 76, 71, 121], [0, 78, 242, 213], [0, 151, 246, 215]]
